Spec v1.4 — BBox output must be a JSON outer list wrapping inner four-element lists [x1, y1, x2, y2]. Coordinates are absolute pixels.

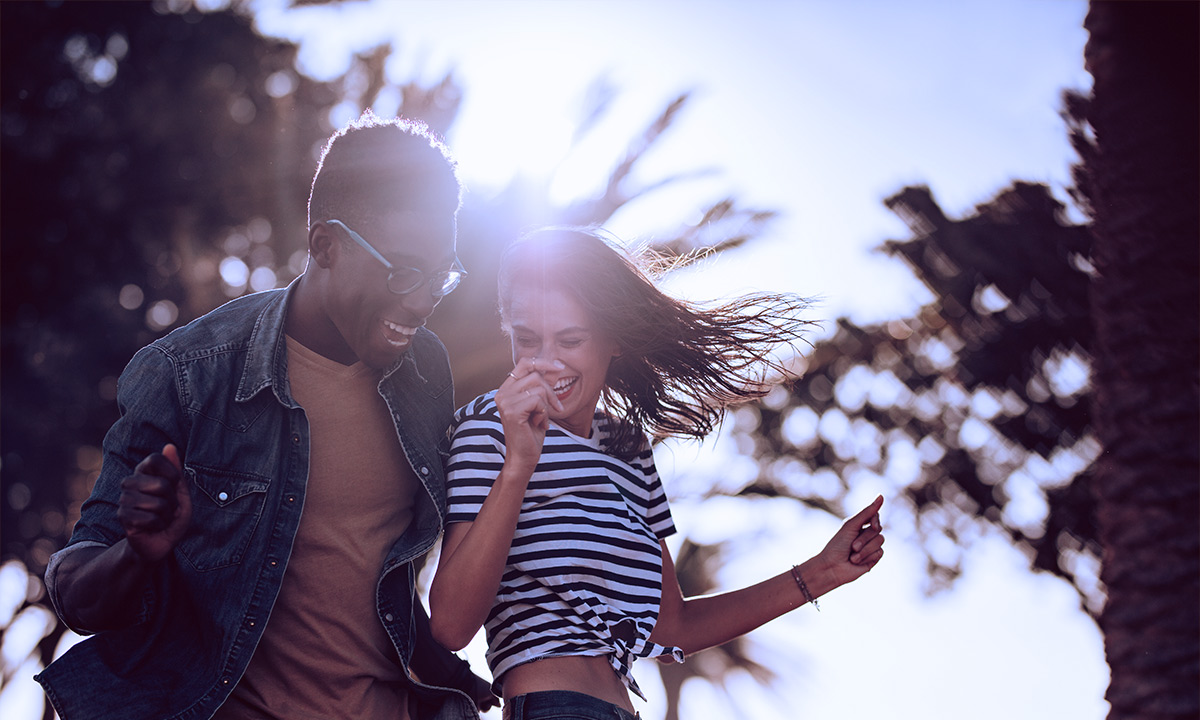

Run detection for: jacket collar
[[235, 278, 423, 404]]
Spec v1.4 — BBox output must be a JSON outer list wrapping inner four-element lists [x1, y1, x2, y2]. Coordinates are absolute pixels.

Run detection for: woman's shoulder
[[594, 410, 654, 462], [454, 390, 500, 421]]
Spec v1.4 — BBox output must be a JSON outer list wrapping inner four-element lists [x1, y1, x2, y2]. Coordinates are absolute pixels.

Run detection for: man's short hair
[[308, 110, 462, 232]]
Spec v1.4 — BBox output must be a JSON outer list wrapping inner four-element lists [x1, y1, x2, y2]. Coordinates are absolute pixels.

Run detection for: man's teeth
[[388, 319, 422, 336], [383, 320, 417, 346]]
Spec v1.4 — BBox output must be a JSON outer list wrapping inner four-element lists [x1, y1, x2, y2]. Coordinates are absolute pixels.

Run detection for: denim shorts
[[502, 691, 640, 720]]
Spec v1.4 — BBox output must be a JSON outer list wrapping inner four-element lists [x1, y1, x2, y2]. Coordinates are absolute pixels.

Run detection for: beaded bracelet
[[791, 564, 820, 611]]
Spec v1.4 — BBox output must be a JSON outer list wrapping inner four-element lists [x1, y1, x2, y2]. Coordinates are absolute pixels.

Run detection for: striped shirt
[[445, 392, 684, 699]]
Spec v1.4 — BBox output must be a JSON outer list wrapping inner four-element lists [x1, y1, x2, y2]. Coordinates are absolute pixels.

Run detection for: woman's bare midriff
[[500, 655, 635, 714]]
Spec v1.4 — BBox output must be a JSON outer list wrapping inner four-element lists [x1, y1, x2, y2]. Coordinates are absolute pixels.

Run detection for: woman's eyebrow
[[555, 326, 590, 337]]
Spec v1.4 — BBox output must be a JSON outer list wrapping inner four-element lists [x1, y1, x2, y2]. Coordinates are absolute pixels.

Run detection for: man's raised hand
[[117, 443, 191, 564]]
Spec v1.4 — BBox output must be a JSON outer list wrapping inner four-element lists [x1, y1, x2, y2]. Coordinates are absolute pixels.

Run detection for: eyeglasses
[[326, 219, 467, 298]]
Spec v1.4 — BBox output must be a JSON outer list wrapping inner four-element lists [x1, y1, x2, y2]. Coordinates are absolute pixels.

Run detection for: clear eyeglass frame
[[325, 218, 466, 298]]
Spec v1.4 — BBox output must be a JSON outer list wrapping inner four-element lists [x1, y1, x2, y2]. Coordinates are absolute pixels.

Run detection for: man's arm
[[54, 445, 191, 633]]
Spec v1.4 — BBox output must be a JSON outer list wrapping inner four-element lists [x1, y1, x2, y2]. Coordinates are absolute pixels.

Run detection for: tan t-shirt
[[215, 336, 419, 719]]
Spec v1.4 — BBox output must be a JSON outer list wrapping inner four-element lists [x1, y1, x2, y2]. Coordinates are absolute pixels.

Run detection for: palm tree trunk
[[1076, 3, 1199, 718]]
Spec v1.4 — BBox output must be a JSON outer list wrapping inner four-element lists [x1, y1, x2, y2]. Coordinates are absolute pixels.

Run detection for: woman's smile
[[506, 285, 621, 438], [552, 376, 579, 400]]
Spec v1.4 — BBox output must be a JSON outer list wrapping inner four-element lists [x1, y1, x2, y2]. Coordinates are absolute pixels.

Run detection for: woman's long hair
[[498, 227, 814, 460]]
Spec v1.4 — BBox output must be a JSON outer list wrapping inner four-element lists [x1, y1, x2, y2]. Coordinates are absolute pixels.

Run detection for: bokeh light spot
[[220, 256, 250, 288], [7, 483, 31, 512], [118, 284, 144, 310], [105, 33, 128, 60], [145, 300, 179, 331], [249, 266, 277, 292], [89, 56, 118, 86], [229, 96, 257, 124], [265, 70, 298, 98]]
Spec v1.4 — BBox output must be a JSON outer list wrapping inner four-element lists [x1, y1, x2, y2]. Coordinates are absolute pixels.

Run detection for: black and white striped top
[[445, 392, 684, 699]]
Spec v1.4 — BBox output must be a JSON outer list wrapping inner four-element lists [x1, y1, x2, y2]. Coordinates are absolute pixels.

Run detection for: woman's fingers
[[850, 531, 885, 565], [502, 358, 565, 411], [846, 496, 885, 564], [845, 495, 884, 529], [507, 357, 564, 381], [854, 547, 885, 569], [851, 524, 881, 552]]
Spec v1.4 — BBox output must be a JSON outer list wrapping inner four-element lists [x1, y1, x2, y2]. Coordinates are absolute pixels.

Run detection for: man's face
[[323, 210, 458, 370]]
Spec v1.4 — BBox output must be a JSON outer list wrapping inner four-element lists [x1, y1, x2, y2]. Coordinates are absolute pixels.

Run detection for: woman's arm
[[428, 466, 534, 650], [650, 496, 885, 655], [428, 358, 564, 651]]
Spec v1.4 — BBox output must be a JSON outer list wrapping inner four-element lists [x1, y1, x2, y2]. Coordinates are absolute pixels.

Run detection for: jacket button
[[217, 491, 229, 502], [292, 434, 300, 445], [384, 613, 394, 622], [420, 466, 429, 475]]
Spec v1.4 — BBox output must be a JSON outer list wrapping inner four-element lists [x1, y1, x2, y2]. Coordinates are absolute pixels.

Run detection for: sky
[[1, 1, 1108, 718]]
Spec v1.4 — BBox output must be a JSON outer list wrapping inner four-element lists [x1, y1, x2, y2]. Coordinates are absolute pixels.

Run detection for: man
[[36, 112, 495, 719]]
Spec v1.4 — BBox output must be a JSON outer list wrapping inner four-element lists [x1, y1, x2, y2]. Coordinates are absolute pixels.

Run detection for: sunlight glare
[[455, 106, 575, 191]]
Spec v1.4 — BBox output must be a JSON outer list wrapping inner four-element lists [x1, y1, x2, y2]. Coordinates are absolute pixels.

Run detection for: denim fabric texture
[[502, 692, 640, 720], [35, 282, 479, 720]]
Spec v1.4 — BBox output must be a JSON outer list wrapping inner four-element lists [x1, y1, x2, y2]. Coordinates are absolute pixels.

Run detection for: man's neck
[[284, 273, 358, 366]]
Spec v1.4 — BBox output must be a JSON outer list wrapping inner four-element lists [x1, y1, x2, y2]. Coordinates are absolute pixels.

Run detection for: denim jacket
[[36, 283, 481, 720]]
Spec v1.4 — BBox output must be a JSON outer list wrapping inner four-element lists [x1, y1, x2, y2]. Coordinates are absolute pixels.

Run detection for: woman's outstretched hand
[[813, 495, 886, 590]]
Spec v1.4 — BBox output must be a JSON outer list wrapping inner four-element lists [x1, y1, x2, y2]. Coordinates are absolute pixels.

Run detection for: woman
[[429, 227, 885, 720]]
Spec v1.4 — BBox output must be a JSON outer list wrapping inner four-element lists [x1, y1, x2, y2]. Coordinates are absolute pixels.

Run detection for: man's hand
[[117, 444, 192, 564]]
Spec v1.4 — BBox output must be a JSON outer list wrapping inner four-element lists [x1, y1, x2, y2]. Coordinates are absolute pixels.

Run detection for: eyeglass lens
[[387, 267, 463, 297]]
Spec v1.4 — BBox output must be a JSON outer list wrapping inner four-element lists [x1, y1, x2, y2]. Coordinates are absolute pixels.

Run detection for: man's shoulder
[[151, 289, 287, 360], [409, 326, 450, 366]]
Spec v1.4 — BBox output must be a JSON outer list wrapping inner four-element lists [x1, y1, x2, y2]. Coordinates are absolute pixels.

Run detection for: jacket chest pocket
[[177, 465, 270, 571]]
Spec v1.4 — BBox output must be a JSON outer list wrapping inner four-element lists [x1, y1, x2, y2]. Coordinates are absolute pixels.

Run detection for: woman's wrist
[[498, 455, 537, 486], [791, 558, 838, 605]]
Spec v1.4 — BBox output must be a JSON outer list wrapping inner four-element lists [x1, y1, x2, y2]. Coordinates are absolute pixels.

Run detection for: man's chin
[[358, 341, 408, 370]]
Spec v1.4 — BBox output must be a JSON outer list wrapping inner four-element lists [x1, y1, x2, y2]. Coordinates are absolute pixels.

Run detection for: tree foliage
[[734, 180, 1103, 611]]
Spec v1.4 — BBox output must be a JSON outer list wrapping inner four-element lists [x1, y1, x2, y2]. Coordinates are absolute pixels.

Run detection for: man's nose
[[399, 282, 438, 320]]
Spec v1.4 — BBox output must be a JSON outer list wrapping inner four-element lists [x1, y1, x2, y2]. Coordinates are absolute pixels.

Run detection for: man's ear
[[309, 222, 338, 269]]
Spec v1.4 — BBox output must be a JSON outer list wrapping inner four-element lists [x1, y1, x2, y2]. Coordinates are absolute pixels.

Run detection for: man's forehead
[[368, 211, 457, 256]]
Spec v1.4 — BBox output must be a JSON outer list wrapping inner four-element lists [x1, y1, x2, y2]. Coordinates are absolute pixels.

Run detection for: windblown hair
[[498, 227, 814, 460], [308, 110, 462, 234]]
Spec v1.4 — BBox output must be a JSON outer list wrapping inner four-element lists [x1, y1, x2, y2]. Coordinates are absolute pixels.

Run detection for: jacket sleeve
[[410, 599, 497, 709], [45, 343, 188, 632]]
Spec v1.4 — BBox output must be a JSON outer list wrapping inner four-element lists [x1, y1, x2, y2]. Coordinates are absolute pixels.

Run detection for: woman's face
[[506, 284, 621, 438]]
